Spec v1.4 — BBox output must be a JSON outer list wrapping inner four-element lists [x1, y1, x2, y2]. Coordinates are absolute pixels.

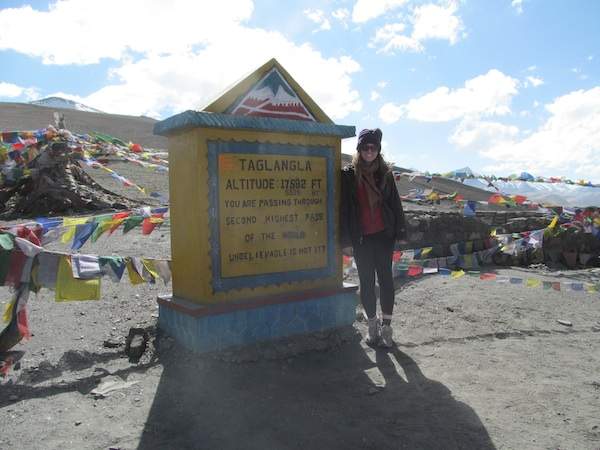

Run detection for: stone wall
[[402, 210, 550, 258], [401, 210, 599, 268]]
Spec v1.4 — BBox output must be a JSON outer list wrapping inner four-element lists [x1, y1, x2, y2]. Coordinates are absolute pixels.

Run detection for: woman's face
[[359, 144, 379, 163]]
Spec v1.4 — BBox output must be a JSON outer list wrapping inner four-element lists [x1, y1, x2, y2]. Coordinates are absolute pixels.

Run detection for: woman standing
[[340, 128, 406, 347]]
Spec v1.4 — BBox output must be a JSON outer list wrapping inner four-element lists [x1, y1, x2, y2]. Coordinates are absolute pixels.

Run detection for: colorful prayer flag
[[55, 256, 101, 302]]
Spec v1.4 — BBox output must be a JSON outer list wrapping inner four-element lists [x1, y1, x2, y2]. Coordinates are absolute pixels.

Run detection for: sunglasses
[[359, 144, 379, 153]]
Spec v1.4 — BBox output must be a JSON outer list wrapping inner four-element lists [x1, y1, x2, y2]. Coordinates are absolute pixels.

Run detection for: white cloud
[[450, 117, 519, 148], [370, 91, 381, 101], [511, 0, 523, 14], [352, 0, 408, 23], [370, 23, 423, 53], [379, 69, 519, 123], [370, 1, 464, 54], [89, 34, 362, 119], [377, 81, 388, 89], [379, 102, 405, 124], [303, 8, 331, 31], [0, 81, 39, 100], [475, 87, 600, 178], [0, 0, 255, 65], [525, 75, 544, 87], [588, 55, 594, 61], [411, 1, 464, 44], [0, 1, 362, 119], [526, 65, 537, 71], [332, 8, 350, 23]]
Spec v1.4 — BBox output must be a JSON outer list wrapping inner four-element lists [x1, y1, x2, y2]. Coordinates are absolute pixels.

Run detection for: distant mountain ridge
[[0, 101, 166, 149], [29, 96, 104, 113]]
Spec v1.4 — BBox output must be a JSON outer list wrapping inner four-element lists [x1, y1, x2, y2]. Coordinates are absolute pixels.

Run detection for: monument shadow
[[137, 332, 496, 450]]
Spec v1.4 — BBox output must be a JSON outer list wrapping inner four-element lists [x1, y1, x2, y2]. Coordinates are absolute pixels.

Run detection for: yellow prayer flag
[[427, 191, 440, 201], [547, 216, 558, 229], [2, 299, 15, 323], [490, 228, 497, 237], [526, 278, 541, 288], [451, 269, 465, 279], [421, 247, 432, 258], [61, 217, 89, 243], [142, 259, 159, 280], [126, 259, 145, 285], [55, 256, 100, 302], [92, 218, 120, 241], [585, 283, 598, 293]]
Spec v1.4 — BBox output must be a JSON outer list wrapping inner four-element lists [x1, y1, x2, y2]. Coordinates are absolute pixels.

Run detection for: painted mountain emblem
[[229, 68, 316, 121]]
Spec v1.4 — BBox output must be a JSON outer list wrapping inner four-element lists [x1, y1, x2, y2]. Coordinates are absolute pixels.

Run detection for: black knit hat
[[356, 128, 382, 151]]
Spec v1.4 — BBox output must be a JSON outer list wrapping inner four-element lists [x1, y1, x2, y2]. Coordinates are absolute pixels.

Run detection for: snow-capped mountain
[[230, 68, 315, 121], [29, 96, 104, 113]]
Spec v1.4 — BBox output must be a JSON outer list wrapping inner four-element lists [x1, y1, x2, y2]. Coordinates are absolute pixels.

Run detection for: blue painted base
[[157, 288, 358, 353]]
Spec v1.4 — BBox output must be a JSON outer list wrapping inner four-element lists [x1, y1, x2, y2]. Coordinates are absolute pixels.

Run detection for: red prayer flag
[[0, 356, 14, 376], [480, 273, 497, 280], [17, 309, 31, 340], [16, 225, 42, 246], [408, 265, 423, 277], [392, 251, 403, 262], [130, 143, 143, 153], [487, 194, 504, 204], [141, 218, 155, 235], [141, 213, 164, 235], [5, 251, 26, 286], [513, 195, 527, 205], [109, 212, 131, 234]]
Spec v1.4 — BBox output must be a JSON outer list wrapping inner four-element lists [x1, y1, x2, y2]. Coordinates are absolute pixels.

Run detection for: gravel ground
[[1, 257, 599, 450], [1, 160, 600, 450]]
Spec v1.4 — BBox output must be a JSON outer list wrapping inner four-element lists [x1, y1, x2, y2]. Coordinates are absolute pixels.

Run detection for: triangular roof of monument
[[202, 58, 333, 124]]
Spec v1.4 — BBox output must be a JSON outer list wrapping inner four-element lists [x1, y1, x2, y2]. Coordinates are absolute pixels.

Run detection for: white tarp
[[463, 178, 600, 207]]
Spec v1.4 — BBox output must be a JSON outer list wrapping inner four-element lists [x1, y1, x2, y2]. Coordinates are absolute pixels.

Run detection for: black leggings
[[353, 232, 395, 319]]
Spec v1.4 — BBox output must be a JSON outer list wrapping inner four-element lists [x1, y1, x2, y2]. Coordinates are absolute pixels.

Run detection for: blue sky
[[0, 0, 599, 180]]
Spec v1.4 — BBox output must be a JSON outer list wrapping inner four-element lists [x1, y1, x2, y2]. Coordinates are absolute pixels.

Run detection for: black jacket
[[340, 166, 406, 247]]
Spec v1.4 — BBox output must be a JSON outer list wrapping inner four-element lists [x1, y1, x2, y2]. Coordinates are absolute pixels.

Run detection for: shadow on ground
[[137, 333, 495, 450]]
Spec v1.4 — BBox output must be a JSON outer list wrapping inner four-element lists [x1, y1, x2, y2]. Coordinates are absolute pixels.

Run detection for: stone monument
[[154, 58, 357, 352]]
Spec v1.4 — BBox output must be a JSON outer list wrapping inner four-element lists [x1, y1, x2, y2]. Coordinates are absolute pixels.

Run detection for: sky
[[0, 0, 599, 181]]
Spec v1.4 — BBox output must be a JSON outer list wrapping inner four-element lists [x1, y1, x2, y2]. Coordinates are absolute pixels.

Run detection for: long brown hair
[[352, 151, 390, 187]]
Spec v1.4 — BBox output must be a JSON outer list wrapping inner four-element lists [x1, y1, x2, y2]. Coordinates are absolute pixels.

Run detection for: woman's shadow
[[371, 345, 496, 449], [136, 330, 496, 450]]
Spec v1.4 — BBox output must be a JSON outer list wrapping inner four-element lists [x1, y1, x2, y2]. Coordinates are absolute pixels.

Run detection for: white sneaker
[[366, 317, 381, 345], [380, 324, 394, 348]]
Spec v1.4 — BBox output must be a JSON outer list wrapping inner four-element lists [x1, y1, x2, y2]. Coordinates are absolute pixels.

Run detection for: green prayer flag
[[91, 215, 114, 243], [0, 233, 14, 251], [123, 216, 144, 234]]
